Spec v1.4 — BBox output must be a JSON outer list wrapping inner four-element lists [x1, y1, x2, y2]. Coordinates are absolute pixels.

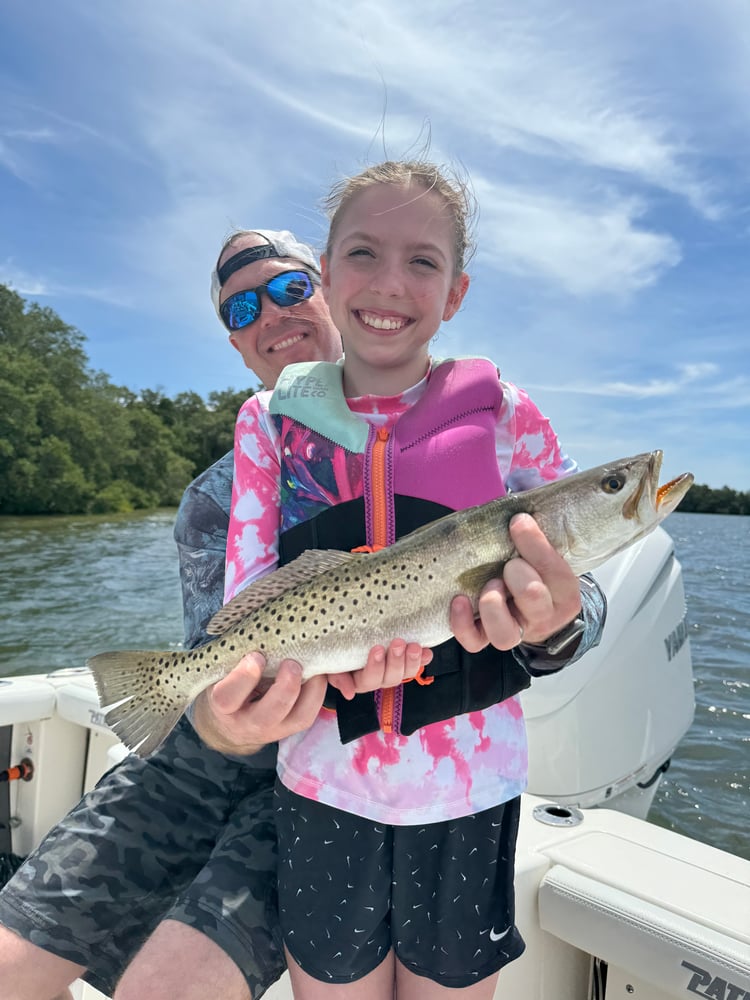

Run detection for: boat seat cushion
[[539, 864, 750, 999]]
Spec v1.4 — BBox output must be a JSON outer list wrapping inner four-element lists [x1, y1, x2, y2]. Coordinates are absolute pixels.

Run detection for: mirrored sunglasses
[[219, 270, 318, 331]]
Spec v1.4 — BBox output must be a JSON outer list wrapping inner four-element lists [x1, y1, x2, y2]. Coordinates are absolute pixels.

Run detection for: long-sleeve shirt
[[224, 365, 600, 823]]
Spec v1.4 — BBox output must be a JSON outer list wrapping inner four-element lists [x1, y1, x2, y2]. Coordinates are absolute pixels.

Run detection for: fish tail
[[86, 649, 191, 758]]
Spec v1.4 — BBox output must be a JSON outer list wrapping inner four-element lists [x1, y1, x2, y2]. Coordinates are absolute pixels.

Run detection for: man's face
[[218, 237, 342, 389]]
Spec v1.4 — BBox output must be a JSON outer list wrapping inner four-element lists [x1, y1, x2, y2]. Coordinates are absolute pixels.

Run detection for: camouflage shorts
[[0, 716, 283, 999]]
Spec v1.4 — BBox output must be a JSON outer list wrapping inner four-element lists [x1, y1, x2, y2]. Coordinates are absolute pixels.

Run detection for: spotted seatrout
[[87, 451, 692, 756]]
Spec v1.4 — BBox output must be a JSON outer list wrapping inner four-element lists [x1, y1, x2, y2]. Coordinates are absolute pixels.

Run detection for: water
[[0, 510, 184, 673], [0, 510, 747, 859], [650, 512, 749, 861]]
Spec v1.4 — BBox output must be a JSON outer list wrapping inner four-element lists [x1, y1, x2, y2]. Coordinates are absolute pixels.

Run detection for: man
[[0, 230, 604, 1000]]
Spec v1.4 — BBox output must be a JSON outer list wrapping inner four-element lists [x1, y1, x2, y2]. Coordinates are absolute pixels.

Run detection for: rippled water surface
[[0, 510, 183, 674], [1, 509, 747, 858], [650, 513, 749, 860]]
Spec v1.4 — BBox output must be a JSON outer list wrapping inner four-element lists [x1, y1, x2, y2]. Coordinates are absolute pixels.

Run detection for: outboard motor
[[522, 526, 694, 818]]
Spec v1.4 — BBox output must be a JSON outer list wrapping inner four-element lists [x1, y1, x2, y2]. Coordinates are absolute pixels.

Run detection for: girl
[[222, 161, 601, 999]]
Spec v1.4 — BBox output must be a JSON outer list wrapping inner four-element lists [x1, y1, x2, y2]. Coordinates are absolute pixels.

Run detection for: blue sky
[[2, 1, 748, 489]]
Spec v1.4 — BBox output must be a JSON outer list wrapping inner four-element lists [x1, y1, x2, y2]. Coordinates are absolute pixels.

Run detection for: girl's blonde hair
[[322, 160, 477, 277]]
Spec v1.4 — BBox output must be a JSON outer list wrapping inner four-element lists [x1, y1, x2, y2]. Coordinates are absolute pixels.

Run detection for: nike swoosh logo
[[489, 925, 511, 942]]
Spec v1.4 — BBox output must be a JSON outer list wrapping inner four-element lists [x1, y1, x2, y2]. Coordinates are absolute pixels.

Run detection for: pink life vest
[[271, 358, 530, 741]]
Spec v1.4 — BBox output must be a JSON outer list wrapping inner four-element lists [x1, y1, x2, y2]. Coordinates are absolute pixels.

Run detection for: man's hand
[[450, 512, 582, 652], [327, 640, 432, 700], [193, 653, 328, 755]]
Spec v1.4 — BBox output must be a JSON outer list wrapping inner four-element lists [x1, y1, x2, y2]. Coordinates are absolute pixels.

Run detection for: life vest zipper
[[370, 426, 396, 733], [371, 427, 390, 549]]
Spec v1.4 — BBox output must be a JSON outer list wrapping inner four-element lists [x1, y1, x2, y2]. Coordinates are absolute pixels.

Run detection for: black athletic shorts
[[274, 781, 525, 987]]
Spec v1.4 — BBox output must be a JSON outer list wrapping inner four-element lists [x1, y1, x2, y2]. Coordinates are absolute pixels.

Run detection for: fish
[[87, 450, 692, 757]]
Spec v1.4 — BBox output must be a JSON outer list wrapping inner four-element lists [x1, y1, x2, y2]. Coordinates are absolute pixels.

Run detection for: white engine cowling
[[521, 526, 695, 817]]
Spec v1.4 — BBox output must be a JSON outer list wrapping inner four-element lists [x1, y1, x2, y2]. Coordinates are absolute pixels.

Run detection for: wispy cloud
[[4, 127, 57, 142], [224, 0, 721, 213], [0, 262, 49, 298], [0, 260, 131, 308], [475, 180, 682, 296], [536, 362, 750, 409], [0, 138, 24, 182]]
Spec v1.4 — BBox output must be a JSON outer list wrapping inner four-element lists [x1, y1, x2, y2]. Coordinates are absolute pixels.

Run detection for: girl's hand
[[450, 513, 583, 652], [328, 640, 432, 700]]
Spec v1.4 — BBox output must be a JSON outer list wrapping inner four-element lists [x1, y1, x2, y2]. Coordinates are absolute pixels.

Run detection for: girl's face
[[321, 182, 469, 397]]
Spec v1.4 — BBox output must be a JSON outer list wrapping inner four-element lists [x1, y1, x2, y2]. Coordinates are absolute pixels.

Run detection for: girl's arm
[[496, 381, 578, 492], [224, 393, 282, 603]]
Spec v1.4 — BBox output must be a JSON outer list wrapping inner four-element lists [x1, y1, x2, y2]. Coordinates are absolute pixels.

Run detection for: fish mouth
[[622, 451, 693, 522], [647, 448, 694, 516], [656, 470, 694, 515]]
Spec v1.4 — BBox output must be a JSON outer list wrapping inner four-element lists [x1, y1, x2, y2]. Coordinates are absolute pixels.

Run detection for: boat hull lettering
[[682, 960, 749, 1000]]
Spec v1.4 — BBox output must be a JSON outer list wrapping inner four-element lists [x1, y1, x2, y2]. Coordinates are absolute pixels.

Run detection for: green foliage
[[0, 284, 255, 515], [677, 482, 750, 516], [90, 481, 150, 514]]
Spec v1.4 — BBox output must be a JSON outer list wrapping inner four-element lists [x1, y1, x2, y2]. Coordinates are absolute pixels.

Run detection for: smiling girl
[[221, 160, 602, 999]]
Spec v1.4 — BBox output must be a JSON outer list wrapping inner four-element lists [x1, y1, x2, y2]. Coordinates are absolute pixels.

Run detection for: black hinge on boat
[[591, 957, 608, 999], [0, 725, 12, 856]]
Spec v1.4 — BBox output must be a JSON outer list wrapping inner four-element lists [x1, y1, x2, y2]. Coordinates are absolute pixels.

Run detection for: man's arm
[[174, 451, 234, 649]]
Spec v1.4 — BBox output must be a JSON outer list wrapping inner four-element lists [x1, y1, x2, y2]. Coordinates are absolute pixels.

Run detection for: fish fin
[[455, 562, 505, 596], [206, 549, 360, 635], [86, 649, 191, 758]]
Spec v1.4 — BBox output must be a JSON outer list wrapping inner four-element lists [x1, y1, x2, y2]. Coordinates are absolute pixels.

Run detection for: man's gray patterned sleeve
[[173, 451, 234, 648]]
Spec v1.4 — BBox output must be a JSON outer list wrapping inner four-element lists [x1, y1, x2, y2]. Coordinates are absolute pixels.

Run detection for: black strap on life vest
[[278, 495, 450, 562], [278, 496, 530, 742]]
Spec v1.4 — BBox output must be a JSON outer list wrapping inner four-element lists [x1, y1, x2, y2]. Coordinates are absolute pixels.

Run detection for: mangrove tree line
[[0, 284, 254, 515]]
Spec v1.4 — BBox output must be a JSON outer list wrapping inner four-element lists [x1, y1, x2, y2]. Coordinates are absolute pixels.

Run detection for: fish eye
[[601, 473, 626, 494]]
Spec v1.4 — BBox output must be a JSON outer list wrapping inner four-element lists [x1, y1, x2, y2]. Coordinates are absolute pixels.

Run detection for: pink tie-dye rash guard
[[225, 376, 576, 825]]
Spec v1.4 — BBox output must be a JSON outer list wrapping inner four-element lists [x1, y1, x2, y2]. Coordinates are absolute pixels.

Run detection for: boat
[[1, 527, 748, 999]]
